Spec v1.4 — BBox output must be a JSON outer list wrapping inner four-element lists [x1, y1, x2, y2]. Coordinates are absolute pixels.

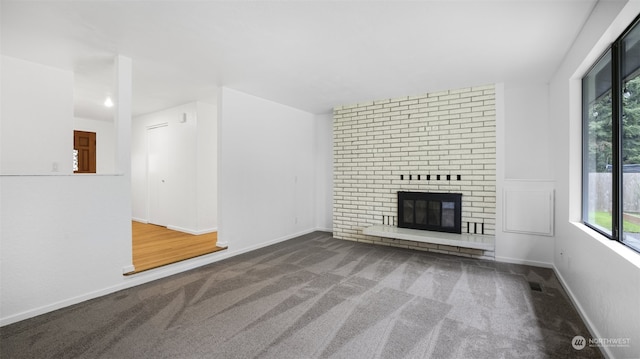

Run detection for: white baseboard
[[131, 220, 216, 235], [215, 228, 322, 249], [473, 256, 609, 357], [0, 250, 230, 327], [218, 228, 318, 254], [197, 227, 218, 235], [167, 225, 217, 235], [495, 255, 553, 268], [552, 265, 610, 359], [0, 227, 317, 327]]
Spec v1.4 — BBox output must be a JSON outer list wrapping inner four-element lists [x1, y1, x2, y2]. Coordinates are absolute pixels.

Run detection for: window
[[583, 15, 640, 253]]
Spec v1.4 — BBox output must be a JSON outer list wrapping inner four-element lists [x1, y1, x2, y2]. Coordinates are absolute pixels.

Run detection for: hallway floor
[[129, 221, 226, 274]]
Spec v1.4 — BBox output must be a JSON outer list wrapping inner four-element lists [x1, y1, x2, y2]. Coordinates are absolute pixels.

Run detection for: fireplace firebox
[[397, 191, 462, 234]]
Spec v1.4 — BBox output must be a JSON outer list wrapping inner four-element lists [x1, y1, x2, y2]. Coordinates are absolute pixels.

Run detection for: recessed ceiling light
[[104, 96, 114, 108]]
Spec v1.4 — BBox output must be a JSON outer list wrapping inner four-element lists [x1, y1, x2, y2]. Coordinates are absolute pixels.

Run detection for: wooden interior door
[[74, 130, 96, 173]]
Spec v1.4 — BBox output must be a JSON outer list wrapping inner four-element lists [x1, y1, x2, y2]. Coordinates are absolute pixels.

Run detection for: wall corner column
[[115, 55, 132, 176]]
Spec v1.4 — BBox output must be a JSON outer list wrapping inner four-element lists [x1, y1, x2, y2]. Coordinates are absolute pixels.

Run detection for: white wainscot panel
[[503, 181, 555, 237]]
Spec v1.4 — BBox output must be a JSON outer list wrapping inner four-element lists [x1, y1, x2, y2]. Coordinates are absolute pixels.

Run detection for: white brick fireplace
[[333, 85, 496, 260]]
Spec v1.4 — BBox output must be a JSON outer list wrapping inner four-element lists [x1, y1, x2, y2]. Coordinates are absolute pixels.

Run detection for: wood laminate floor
[[129, 221, 226, 274]]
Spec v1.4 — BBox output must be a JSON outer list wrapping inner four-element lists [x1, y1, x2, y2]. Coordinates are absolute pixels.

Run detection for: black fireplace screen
[[397, 191, 462, 234]]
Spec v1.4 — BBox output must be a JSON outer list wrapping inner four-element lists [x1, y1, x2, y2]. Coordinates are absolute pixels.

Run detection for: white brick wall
[[333, 85, 496, 259]]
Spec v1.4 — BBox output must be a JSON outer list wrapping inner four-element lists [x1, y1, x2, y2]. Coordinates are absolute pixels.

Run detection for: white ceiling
[[1, 1, 599, 119]]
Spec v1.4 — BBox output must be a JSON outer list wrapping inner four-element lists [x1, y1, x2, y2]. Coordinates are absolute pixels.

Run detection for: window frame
[[582, 14, 640, 253]]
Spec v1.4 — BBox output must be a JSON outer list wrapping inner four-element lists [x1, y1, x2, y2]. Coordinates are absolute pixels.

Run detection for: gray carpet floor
[[1, 231, 602, 358]]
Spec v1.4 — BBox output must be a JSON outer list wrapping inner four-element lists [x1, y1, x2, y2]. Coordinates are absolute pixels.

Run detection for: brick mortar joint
[[333, 84, 496, 258]]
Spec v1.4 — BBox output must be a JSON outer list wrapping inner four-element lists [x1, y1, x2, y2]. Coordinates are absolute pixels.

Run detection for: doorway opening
[[128, 120, 224, 274]]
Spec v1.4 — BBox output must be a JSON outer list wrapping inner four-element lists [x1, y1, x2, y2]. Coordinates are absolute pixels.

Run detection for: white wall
[[131, 101, 217, 234], [73, 117, 116, 174], [550, 2, 640, 358], [218, 87, 319, 249], [314, 113, 333, 231], [495, 83, 556, 267], [1, 56, 73, 174], [503, 83, 553, 180], [196, 102, 218, 232], [0, 55, 133, 325], [0, 175, 132, 322]]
